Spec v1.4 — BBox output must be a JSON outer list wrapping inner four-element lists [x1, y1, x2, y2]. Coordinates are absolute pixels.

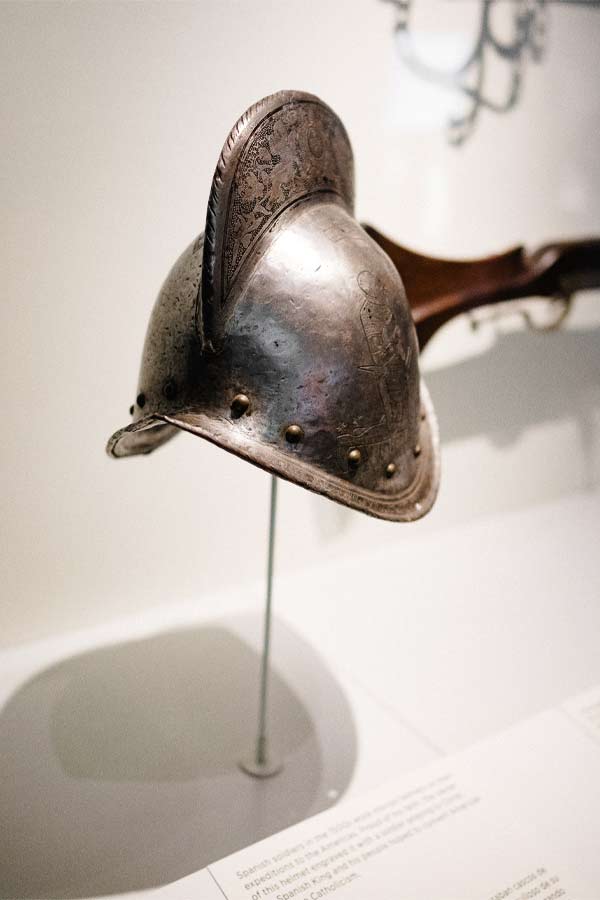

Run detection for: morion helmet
[[107, 90, 440, 521]]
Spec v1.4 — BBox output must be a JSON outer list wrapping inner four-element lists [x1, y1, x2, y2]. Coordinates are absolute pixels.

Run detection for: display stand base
[[239, 756, 284, 778]]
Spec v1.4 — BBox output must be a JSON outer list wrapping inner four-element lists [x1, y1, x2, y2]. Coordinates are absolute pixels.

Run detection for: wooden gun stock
[[364, 225, 600, 350]]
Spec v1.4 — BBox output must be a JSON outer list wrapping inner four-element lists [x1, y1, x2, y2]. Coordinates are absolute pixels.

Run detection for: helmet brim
[[106, 381, 439, 523]]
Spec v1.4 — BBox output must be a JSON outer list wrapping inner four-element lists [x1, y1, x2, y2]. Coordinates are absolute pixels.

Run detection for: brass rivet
[[136, 393, 146, 408], [348, 448, 361, 468], [285, 424, 304, 444], [231, 393, 250, 417], [385, 462, 396, 478], [414, 444, 421, 457]]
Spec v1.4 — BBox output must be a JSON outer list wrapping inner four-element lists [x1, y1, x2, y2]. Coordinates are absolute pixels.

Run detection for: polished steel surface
[[107, 90, 440, 521]]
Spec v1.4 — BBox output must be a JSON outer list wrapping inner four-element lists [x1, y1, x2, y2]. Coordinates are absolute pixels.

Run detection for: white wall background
[[2, 0, 599, 648]]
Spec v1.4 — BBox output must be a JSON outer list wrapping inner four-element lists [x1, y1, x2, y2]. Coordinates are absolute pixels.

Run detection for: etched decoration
[[357, 270, 411, 430], [335, 270, 412, 463], [200, 92, 355, 350], [223, 100, 353, 297]]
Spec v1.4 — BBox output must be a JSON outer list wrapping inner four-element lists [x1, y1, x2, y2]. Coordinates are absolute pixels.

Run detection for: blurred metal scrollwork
[[381, 0, 547, 145]]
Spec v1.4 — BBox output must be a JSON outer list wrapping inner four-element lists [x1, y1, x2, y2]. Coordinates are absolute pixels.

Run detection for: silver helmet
[[107, 90, 440, 521]]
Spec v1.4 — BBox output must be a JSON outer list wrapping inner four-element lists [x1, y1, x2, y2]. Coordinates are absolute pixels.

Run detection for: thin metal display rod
[[240, 475, 283, 778]]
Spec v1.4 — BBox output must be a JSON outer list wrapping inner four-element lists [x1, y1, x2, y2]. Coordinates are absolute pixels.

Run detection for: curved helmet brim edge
[[106, 416, 179, 458], [106, 380, 440, 523]]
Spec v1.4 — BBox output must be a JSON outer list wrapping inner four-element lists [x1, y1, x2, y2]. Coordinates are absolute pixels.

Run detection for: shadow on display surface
[[0, 615, 357, 898], [426, 325, 600, 458]]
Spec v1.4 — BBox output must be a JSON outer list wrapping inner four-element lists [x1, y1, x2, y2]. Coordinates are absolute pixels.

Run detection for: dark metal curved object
[[107, 90, 440, 522]]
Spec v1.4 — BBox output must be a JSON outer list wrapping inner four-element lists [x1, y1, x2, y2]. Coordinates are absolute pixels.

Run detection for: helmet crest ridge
[[199, 90, 354, 349]]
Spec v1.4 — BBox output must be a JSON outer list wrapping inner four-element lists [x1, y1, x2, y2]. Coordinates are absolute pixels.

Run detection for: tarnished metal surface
[[107, 90, 440, 522]]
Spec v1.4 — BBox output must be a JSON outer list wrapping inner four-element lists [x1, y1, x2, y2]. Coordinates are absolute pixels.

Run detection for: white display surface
[[1, 488, 599, 897], [204, 684, 600, 900]]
